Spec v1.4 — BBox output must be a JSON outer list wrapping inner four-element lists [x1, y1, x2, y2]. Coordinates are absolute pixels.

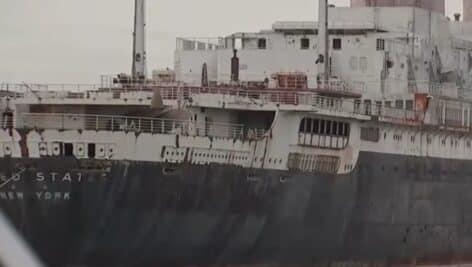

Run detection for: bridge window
[[361, 127, 380, 142], [258, 38, 267, 49], [395, 100, 404, 109], [301, 38, 310, 49], [313, 119, 319, 133], [299, 118, 349, 137], [299, 118, 350, 149], [376, 38, 385, 51], [333, 38, 342, 50]]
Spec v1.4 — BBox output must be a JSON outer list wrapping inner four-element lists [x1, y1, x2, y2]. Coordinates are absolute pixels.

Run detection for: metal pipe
[[132, 0, 147, 80], [317, 0, 330, 87]]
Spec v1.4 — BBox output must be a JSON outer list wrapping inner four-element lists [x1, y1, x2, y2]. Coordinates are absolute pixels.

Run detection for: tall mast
[[317, 0, 329, 87], [132, 0, 147, 81]]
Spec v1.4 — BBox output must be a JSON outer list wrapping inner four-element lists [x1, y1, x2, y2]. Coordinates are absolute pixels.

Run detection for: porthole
[[52, 142, 61, 156], [3, 143, 12, 156], [39, 142, 48, 156], [107, 144, 116, 159], [97, 144, 106, 158], [75, 143, 85, 157]]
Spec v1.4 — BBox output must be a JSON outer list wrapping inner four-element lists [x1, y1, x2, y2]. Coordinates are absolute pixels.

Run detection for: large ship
[[2, 0, 472, 266]]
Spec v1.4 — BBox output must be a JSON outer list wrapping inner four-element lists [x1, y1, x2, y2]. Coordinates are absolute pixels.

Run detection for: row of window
[[256, 37, 385, 51], [165, 149, 285, 165], [367, 130, 472, 149], [355, 99, 415, 111], [299, 118, 350, 137]]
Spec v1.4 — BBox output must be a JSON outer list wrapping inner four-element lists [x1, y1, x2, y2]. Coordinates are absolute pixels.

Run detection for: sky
[[0, 0, 464, 83]]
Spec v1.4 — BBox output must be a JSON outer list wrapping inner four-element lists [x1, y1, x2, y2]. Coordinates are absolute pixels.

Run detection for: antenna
[[317, 0, 329, 87], [132, 0, 147, 81]]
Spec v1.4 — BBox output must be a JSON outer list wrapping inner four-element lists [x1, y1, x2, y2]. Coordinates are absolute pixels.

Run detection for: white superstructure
[[3, 3, 472, 177], [175, 6, 472, 102]]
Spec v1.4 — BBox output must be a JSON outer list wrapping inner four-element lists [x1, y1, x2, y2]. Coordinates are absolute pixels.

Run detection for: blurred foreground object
[[0, 212, 44, 267]]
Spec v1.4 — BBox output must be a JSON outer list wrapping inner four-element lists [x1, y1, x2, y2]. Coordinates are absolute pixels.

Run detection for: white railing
[[8, 84, 423, 124], [18, 113, 266, 140], [3, 82, 428, 124]]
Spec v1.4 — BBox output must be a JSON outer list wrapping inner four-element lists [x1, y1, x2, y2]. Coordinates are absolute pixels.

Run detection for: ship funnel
[[132, 0, 147, 81], [316, 0, 329, 87]]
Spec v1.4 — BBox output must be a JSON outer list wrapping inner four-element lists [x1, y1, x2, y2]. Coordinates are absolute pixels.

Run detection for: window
[[301, 38, 310, 49], [258, 38, 267, 49], [332, 121, 338, 135], [395, 100, 404, 109], [299, 118, 306, 132], [88, 143, 96, 158], [364, 100, 372, 115], [376, 38, 385, 51], [298, 118, 350, 138], [359, 57, 368, 73], [333, 38, 342, 50], [306, 119, 313, 133], [405, 100, 414, 111], [361, 127, 380, 142], [313, 119, 319, 134], [375, 101, 382, 115], [64, 143, 73, 156], [343, 123, 350, 137], [393, 134, 403, 141], [336, 123, 342, 136]]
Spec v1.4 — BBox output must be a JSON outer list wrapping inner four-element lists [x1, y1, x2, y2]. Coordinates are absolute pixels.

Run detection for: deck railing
[[18, 113, 266, 140], [4, 83, 424, 124]]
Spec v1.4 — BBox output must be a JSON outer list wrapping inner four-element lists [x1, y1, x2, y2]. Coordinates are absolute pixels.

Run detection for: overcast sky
[[0, 0, 464, 83]]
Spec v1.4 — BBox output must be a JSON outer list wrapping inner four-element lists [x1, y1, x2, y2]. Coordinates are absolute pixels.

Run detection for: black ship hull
[[1, 152, 472, 267]]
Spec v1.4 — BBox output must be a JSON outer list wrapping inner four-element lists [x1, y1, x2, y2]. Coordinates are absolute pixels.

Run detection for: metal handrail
[[4, 82, 429, 124], [18, 113, 266, 140]]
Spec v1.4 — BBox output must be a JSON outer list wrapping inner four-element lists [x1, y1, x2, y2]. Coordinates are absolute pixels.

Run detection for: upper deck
[[2, 82, 471, 134]]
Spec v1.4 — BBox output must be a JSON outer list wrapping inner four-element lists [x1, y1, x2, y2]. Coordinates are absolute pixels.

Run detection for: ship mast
[[132, 0, 147, 81], [317, 0, 329, 87]]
